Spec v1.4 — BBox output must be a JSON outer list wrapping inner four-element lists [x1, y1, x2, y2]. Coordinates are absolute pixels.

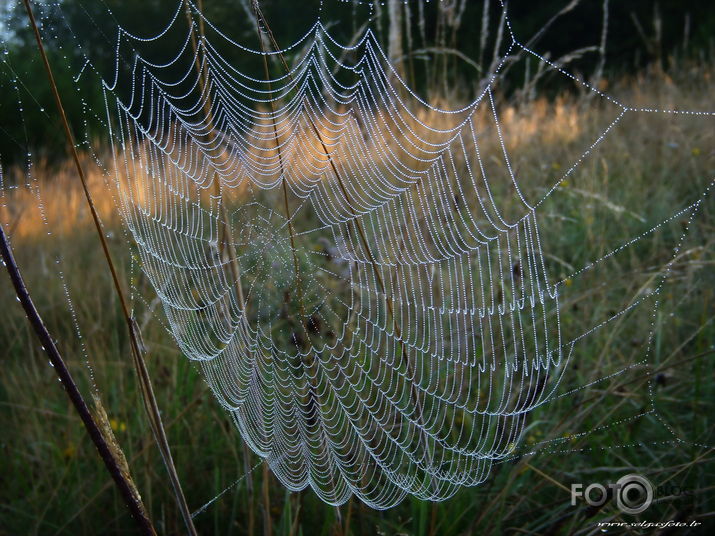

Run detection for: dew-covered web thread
[[5, 0, 713, 509]]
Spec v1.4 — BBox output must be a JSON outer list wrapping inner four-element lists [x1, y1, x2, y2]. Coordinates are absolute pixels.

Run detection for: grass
[[1, 64, 714, 535]]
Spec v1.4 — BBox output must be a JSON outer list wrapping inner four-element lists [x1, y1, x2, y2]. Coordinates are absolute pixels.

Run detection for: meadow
[[1, 62, 714, 535]]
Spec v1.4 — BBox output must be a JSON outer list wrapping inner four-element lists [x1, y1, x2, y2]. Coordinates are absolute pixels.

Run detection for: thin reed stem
[[183, 0, 248, 312], [252, 0, 433, 465], [250, 1, 312, 352], [21, 1, 196, 533], [262, 463, 273, 536]]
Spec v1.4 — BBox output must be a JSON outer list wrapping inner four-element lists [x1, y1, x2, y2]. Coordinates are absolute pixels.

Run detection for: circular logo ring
[[616, 474, 654, 515]]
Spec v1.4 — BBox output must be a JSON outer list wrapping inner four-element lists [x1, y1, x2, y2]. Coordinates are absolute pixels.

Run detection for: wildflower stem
[[0, 225, 156, 536], [21, 1, 196, 533]]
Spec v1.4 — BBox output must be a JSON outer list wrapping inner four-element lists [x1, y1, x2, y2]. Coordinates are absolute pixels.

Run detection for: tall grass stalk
[[2, 5, 712, 532], [21, 0, 197, 533]]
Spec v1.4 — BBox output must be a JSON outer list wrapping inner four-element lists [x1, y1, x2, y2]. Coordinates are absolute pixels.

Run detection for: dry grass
[[0, 65, 713, 534]]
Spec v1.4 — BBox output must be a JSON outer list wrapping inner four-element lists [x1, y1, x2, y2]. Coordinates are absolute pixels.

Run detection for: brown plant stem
[[183, 4, 262, 534], [262, 463, 273, 536], [250, 2, 309, 332], [252, 0, 433, 463], [244, 448, 256, 536], [251, 3, 325, 527], [0, 226, 156, 536], [343, 498, 353, 536], [21, 1, 196, 533], [183, 0, 247, 312]]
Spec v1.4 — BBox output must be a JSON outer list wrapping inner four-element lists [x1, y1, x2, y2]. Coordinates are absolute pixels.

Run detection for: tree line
[[1, 0, 712, 166]]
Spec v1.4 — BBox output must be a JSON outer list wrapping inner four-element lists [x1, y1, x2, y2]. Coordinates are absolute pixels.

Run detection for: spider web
[[1, 0, 713, 511]]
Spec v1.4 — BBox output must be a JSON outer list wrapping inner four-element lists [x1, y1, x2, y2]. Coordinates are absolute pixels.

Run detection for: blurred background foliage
[[1, 1, 714, 534], [1, 0, 714, 166]]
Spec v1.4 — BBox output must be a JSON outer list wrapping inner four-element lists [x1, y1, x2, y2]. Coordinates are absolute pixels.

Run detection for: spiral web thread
[[2, 0, 713, 510]]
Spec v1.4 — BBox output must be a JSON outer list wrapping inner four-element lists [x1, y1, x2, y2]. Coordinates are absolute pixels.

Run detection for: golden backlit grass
[[0, 65, 713, 535]]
